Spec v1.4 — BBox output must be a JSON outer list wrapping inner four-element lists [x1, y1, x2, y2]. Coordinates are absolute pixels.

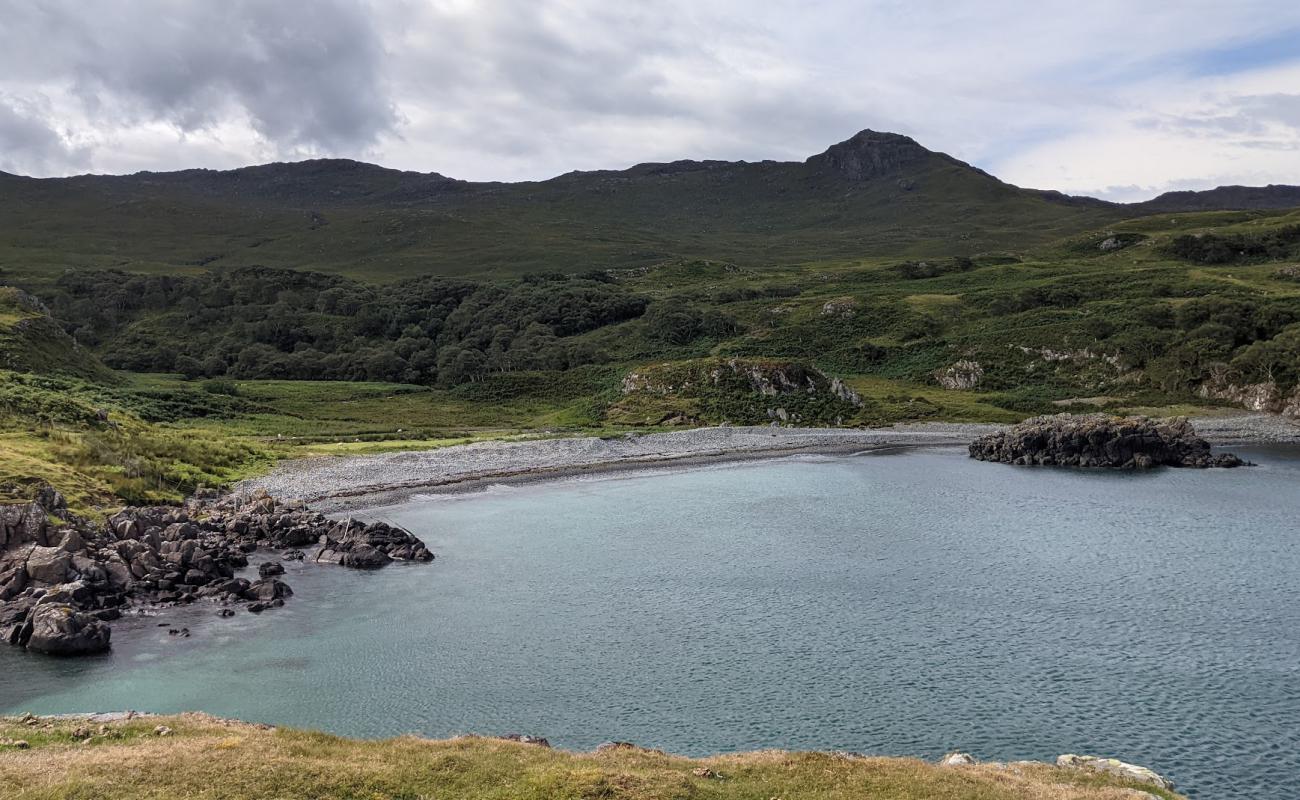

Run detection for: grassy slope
[[0, 714, 1184, 800], [0, 149, 1118, 284], [0, 288, 115, 383]]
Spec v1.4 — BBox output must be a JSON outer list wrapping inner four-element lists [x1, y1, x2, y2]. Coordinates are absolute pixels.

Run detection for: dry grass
[[0, 714, 1184, 800]]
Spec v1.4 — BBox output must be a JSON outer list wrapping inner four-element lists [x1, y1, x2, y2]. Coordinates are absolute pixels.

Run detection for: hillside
[[1, 131, 1126, 282], [6, 129, 1297, 286], [1132, 185, 1300, 214], [0, 287, 115, 383], [0, 714, 1185, 800]]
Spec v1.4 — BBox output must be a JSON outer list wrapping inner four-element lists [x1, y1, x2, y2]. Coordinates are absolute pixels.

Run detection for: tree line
[[41, 267, 733, 386]]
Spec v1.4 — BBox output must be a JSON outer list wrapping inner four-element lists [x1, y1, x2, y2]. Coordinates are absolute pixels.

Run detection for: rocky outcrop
[[1198, 366, 1300, 420], [805, 129, 934, 180], [937, 751, 1173, 793], [315, 518, 434, 568], [934, 360, 983, 390], [1272, 264, 1300, 282], [1057, 754, 1174, 791], [0, 487, 435, 657], [969, 414, 1246, 469], [820, 297, 858, 317]]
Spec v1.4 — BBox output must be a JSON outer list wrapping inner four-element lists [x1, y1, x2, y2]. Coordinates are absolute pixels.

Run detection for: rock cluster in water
[[968, 414, 1246, 469], [0, 487, 432, 656]]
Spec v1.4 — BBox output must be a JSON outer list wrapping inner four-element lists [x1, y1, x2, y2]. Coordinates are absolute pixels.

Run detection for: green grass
[[0, 714, 1186, 800]]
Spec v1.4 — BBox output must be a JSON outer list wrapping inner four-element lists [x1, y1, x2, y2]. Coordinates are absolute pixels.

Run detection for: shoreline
[[0, 713, 1186, 799], [240, 413, 1299, 512], [242, 424, 992, 512]]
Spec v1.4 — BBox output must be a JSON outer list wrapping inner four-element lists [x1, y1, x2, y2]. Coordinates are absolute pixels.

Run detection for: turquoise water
[[3, 446, 1299, 799]]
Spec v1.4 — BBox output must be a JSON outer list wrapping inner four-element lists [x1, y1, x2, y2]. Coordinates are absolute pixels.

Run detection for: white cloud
[[0, 0, 1298, 199], [994, 61, 1300, 200]]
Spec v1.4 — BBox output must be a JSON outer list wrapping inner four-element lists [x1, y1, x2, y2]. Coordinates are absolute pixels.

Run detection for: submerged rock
[[969, 414, 1246, 469]]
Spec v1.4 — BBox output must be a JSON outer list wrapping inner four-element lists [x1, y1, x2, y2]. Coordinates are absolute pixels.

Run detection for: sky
[[1, 1, 1299, 201]]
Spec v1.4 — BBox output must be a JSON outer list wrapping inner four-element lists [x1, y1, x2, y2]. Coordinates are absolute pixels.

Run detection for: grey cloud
[[0, 0, 396, 156], [1135, 93, 1300, 141], [0, 96, 89, 174], [385, 2, 887, 172]]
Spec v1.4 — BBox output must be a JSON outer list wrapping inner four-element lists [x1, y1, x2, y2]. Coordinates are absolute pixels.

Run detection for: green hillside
[[0, 131, 1123, 283]]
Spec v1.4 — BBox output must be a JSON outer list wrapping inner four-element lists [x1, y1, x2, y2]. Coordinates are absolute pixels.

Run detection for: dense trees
[[42, 268, 652, 386], [1163, 224, 1300, 264]]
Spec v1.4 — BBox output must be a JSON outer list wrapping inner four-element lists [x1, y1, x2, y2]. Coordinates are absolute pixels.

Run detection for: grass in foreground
[[0, 714, 1184, 800]]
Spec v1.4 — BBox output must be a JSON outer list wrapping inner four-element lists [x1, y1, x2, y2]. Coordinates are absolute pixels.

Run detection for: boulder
[[57, 530, 84, 553], [23, 604, 111, 655], [940, 752, 976, 766], [25, 546, 72, 584], [341, 544, 391, 569], [258, 561, 285, 578], [0, 566, 28, 601], [244, 578, 293, 602], [0, 599, 34, 645], [1056, 754, 1173, 791]]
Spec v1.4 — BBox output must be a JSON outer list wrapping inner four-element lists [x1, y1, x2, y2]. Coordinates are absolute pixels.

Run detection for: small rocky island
[[0, 488, 432, 656], [969, 413, 1247, 469]]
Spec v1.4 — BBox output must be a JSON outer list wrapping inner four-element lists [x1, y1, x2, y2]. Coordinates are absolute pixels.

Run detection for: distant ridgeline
[[3, 129, 1299, 283]]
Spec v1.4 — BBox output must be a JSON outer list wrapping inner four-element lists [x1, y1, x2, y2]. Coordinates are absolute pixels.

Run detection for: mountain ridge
[[2, 129, 1297, 281], [2, 129, 1293, 210]]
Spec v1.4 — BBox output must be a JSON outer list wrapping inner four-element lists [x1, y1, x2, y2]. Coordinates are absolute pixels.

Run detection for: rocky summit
[[968, 413, 1247, 469], [0, 488, 433, 656]]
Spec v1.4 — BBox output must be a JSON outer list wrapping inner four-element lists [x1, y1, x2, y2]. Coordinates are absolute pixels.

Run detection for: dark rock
[[243, 578, 292, 602], [341, 544, 391, 569], [3, 487, 432, 657], [258, 561, 285, 578], [316, 519, 434, 568], [24, 546, 72, 585], [969, 414, 1249, 469], [23, 604, 111, 655]]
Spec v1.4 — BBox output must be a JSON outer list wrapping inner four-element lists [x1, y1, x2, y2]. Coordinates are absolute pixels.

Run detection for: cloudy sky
[[2, 0, 1298, 200]]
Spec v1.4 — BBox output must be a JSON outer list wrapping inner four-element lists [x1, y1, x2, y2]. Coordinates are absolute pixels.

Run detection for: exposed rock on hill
[[1198, 367, 1300, 419], [1056, 754, 1174, 791], [968, 414, 1246, 468], [935, 360, 984, 390], [614, 358, 863, 426], [0, 487, 433, 656], [806, 130, 937, 180]]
